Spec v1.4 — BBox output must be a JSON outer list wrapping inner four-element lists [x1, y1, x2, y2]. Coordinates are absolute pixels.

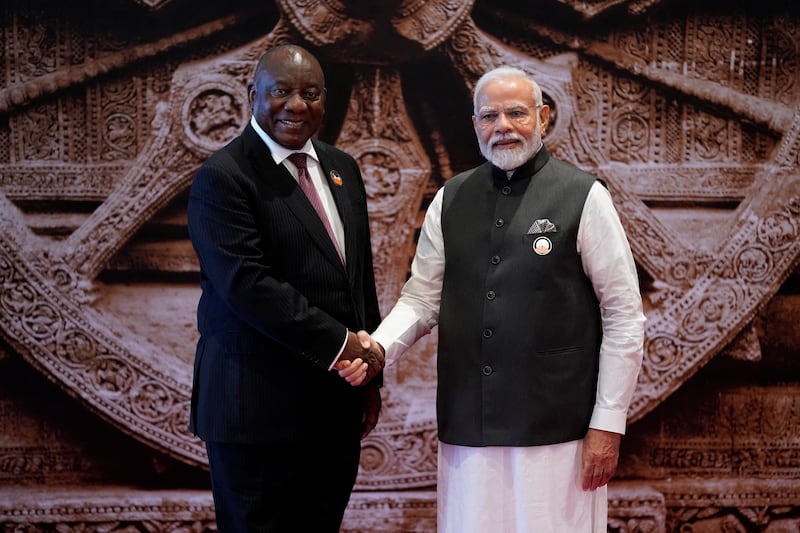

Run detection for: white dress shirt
[[250, 116, 346, 257]]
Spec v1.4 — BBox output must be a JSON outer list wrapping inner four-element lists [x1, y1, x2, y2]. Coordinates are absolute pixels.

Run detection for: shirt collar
[[250, 116, 319, 166]]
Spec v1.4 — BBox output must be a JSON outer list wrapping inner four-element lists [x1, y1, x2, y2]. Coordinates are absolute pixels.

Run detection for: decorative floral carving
[[130, 380, 175, 423], [183, 87, 246, 152], [88, 357, 135, 395], [734, 245, 772, 282], [758, 210, 798, 251], [55, 329, 98, 367]]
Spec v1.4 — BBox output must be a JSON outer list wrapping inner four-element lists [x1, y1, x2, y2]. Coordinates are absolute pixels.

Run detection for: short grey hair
[[473, 66, 543, 113]]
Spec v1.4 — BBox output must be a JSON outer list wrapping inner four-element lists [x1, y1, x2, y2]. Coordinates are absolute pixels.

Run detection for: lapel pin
[[533, 236, 552, 255], [330, 170, 343, 186]]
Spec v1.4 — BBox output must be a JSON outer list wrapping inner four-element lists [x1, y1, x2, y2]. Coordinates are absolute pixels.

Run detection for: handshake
[[334, 330, 384, 386]]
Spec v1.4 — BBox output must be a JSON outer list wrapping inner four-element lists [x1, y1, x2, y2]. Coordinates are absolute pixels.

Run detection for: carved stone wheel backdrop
[[0, 0, 798, 491]]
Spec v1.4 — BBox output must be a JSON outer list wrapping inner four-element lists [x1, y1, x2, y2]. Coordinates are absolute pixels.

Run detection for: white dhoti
[[437, 440, 606, 533]]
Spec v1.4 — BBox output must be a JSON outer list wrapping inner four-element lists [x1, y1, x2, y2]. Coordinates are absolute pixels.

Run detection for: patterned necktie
[[287, 153, 344, 264]]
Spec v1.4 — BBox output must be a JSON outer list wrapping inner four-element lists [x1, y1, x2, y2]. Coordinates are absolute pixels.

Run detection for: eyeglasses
[[475, 105, 542, 128]]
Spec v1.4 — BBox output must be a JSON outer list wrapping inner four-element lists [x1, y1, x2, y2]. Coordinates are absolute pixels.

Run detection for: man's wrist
[[328, 329, 350, 371]]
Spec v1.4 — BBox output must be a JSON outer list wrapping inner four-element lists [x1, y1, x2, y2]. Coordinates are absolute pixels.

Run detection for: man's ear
[[247, 84, 256, 110], [539, 105, 551, 134]]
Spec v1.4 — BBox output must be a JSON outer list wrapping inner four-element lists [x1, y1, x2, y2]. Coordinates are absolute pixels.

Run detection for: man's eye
[[480, 113, 497, 122], [270, 88, 287, 97], [509, 111, 526, 118], [304, 92, 320, 101]]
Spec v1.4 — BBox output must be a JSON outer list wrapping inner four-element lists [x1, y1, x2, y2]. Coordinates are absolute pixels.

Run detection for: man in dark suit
[[187, 44, 384, 533]]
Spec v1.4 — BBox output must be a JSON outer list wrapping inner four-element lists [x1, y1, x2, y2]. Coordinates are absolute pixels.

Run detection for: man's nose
[[494, 112, 513, 131], [284, 92, 307, 111]]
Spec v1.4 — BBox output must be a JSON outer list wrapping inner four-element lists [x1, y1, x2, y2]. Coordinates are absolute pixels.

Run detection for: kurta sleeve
[[372, 188, 446, 365], [578, 182, 646, 434]]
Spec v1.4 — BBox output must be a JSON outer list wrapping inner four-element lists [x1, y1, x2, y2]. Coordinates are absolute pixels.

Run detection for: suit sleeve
[[187, 157, 346, 369]]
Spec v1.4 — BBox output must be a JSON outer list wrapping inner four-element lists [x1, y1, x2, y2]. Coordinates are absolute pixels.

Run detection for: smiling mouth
[[279, 119, 305, 129], [493, 139, 519, 149]]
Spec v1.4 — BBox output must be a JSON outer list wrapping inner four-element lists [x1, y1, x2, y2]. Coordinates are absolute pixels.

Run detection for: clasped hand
[[334, 330, 384, 386]]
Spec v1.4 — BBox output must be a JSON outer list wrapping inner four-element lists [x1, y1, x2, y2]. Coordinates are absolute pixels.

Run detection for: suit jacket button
[[482, 365, 493, 376]]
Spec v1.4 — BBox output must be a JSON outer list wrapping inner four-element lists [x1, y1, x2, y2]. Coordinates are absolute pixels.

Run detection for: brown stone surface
[[0, 0, 799, 530]]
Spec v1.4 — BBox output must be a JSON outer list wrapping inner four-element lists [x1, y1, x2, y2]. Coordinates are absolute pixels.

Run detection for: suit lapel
[[314, 141, 355, 272], [243, 127, 346, 272]]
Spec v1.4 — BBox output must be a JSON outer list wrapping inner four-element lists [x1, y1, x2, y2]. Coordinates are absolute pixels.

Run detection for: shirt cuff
[[588, 406, 628, 435], [327, 330, 349, 371]]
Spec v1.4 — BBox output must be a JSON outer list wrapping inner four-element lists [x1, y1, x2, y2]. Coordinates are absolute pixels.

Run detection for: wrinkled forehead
[[475, 77, 535, 110]]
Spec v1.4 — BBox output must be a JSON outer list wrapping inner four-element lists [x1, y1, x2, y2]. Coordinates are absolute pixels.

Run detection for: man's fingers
[[356, 330, 372, 350], [340, 341, 386, 387], [333, 359, 355, 371], [582, 470, 592, 491], [337, 359, 368, 385], [335, 358, 362, 372], [582, 465, 614, 491], [345, 367, 367, 385]]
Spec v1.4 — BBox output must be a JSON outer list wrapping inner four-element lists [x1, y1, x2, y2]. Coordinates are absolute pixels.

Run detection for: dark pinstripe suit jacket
[[187, 124, 381, 444]]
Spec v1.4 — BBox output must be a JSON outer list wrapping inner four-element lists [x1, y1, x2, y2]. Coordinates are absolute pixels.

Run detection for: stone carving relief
[[0, 0, 798, 530]]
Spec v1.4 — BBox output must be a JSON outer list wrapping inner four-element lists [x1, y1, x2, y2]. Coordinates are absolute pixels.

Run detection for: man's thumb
[[356, 330, 371, 349]]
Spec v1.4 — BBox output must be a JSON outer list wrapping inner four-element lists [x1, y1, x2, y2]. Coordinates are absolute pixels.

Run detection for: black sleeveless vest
[[438, 147, 602, 446]]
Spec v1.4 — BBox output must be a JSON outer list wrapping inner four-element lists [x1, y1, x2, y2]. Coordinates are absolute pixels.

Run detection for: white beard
[[479, 133, 539, 171]]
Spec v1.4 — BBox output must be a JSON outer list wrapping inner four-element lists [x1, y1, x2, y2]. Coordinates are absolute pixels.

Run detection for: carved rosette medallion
[[356, 420, 438, 489], [181, 80, 249, 153]]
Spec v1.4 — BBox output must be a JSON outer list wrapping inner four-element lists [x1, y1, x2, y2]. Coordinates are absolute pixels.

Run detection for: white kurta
[[372, 179, 645, 533]]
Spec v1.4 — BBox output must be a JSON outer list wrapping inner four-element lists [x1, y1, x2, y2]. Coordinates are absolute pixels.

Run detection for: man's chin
[[273, 132, 308, 150], [490, 151, 526, 171]]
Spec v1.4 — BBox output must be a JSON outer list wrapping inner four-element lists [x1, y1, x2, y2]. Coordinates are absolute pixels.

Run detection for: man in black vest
[[338, 66, 645, 532], [188, 44, 384, 532]]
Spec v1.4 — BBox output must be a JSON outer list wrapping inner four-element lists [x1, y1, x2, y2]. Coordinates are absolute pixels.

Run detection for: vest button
[[495, 218, 505, 228], [501, 186, 512, 195], [482, 365, 493, 376], [486, 290, 496, 300], [490, 255, 501, 265], [482, 328, 493, 339]]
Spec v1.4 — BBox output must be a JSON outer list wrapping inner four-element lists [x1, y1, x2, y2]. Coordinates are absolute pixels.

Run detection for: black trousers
[[205, 439, 362, 533]]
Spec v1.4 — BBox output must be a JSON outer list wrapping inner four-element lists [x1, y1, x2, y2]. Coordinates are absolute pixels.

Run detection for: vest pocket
[[533, 344, 586, 358]]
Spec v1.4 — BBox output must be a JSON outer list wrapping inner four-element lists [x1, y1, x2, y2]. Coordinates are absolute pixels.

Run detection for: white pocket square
[[527, 218, 557, 234]]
